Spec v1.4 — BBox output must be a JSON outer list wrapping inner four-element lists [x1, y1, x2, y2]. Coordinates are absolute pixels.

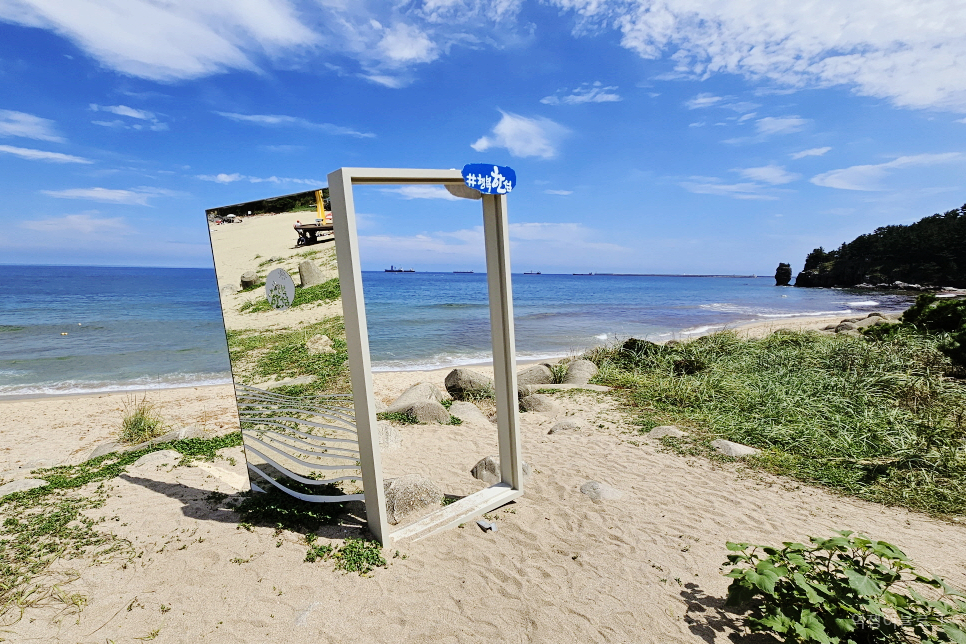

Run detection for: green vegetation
[[234, 486, 342, 532], [304, 535, 386, 575], [240, 278, 341, 314], [865, 295, 966, 371], [119, 395, 166, 444], [376, 411, 417, 424], [724, 531, 966, 643], [795, 202, 966, 287], [226, 317, 351, 393], [0, 433, 242, 624], [589, 329, 966, 516]]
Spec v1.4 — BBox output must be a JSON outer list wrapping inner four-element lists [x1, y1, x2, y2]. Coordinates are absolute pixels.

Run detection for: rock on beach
[[383, 474, 443, 525]]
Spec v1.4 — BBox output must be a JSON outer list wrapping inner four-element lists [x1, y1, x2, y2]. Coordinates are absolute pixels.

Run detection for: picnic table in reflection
[[294, 219, 334, 246]]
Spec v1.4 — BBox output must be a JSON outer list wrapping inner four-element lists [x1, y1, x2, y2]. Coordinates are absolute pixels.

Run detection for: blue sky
[[0, 0, 964, 274]]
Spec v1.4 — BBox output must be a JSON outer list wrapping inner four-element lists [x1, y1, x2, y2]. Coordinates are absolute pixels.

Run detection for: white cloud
[[471, 110, 568, 159], [549, 0, 966, 111], [791, 146, 832, 159], [0, 0, 318, 81], [0, 1, 526, 85], [544, 189, 573, 195], [737, 164, 800, 185], [0, 110, 63, 142], [956, 118, 966, 124], [196, 173, 321, 186], [541, 82, 621, 105], [90, 104, 153, 120], [0, 144, 92, 164], [380, 186, 460, 200], [215, 112, 375, 138], [755, 116, 807, 136], [40, 186, 180, 205], [810, 152, 963, 190], [90, 103, 167, 131], [679, 176, 779, 200], [686, 93, 726, 109], [377, 22, 437, 64], [21, 212, 131, 235], [359, 221, 630, 265]]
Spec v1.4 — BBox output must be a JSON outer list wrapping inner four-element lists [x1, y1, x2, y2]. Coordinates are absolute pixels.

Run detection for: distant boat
[[385, 265, 415, 273], [573, 272, 594, 276], [453, 270, 474, 274], [523, 271, 541, 275]]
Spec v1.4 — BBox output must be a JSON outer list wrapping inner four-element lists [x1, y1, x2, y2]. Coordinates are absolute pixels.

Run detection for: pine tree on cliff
[[795, 203, 966, 288]]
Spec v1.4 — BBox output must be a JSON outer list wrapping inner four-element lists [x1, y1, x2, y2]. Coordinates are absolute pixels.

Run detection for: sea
[[0, 266, 914, 396]]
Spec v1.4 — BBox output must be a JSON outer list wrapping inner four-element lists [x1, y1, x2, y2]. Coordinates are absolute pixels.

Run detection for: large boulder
[[240, 271, 258, 289], [386, 382, 450, 413], [395, 400, 450, 424], [444, 368, 494, 400], [449, 401, 491, 425], [561, 359, 598, 385], [519, 394, 561, 414], [517, 364, 554, 387], [383, 474, 443, 525], [298, 260, 326, 288], [470, 455, 533, 485], [775, 263, 792, 286]]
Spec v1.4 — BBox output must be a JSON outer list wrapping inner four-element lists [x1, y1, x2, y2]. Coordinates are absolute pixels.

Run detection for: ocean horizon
[[0, 265, 914, 396]]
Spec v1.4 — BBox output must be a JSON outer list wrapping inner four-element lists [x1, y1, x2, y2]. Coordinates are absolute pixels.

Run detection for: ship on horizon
[[385, 265, 415, 273]]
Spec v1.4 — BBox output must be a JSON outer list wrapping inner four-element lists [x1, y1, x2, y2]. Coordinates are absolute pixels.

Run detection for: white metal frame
[[328, 167, 524, 545]]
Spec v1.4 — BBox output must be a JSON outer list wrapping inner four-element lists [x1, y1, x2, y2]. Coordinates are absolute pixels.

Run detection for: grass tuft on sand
[[119, 395, 166, 444], [588, 327, 966, 517]]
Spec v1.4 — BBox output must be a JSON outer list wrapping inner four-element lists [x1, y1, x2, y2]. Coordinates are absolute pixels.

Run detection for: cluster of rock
[[820, 312, 900, 337], [379, 360, 607, 524], [851, 281, 937, 292]]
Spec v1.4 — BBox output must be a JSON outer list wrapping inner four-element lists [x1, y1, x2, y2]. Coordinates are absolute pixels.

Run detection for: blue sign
[[462, 164, 516, 195]]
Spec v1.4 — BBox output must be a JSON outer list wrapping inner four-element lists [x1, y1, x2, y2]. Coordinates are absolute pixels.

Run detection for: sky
[[0, 0, 964, 274]]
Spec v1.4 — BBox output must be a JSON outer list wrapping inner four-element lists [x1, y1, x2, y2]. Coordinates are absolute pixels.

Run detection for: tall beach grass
[[587, 328, 966, 517]]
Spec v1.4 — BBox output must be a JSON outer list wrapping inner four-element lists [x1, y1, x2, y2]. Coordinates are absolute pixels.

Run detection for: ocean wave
[[679, 325, 725, 336], [0, 372, 232, 398], [757, 309, 852, 318], [843, 300, 879, 306], [370, 350, 571, 372]]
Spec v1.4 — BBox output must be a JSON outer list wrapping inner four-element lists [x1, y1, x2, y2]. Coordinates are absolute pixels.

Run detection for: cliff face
[[795, 203, 966, 288]]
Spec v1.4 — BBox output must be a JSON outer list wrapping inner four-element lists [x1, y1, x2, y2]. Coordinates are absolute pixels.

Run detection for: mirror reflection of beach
[[206, 194, 366, 514]]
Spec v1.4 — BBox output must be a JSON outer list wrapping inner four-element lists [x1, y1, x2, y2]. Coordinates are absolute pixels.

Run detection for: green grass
[[119, 395, 166, 444], [303, 535, 386, 575], [376, 411, 417, 424], [588, 328, 966, 517], [0, 433, 243, 624], [226, 317, 351, 393], [240, 278, 340, 314]]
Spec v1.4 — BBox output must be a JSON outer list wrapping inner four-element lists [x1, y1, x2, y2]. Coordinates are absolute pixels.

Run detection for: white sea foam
[[758, 309, 852, 318], [0, 372, 232, 398], [595, 333, 607, 340], [679, 325, 724, 336], [846, 300, 879, 306]]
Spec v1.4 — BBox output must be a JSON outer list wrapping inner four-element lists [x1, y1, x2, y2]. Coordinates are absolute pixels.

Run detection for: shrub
[[724, 531, 966, 643]]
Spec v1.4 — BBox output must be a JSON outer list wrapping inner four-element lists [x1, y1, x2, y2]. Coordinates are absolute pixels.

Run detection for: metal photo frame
[[328, 167, 525, 545]]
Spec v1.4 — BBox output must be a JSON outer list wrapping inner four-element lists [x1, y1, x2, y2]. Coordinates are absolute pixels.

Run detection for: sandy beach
[[5, 212, 954, 642], [4, 312, 966, 642]]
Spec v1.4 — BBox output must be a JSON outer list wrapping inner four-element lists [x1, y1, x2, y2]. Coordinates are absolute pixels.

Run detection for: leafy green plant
[[724, 531, 966, 643], [549, 362, 569, 384], [303, 536, 386, 575], [233, 486, 342, 532], [119, 395, 165, 444]]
